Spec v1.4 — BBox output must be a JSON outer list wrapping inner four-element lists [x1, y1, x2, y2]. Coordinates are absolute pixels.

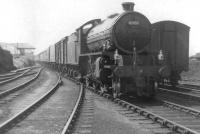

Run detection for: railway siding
[[0, 68, 40, 92], [157, 85, 200, 112], [5, 76, 80, 134], [0, 69, 31, 85], [0, 69, 58, 132], [0, 68, 42, 98], [81, 86, 200, 134]]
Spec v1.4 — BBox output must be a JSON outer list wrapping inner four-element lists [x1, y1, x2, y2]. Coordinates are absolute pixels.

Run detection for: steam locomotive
[[36, 2, 190, 98]]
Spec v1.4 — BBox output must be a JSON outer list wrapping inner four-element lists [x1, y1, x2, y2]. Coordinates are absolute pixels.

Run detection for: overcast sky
[[0, 0, 199, 55]]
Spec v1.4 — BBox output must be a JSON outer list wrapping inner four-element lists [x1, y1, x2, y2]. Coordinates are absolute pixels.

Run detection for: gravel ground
[[6, 77, 80, 134], [181, 60, 200, 85], [72, 89, 156, 134], [0, 68, 40, 92], [157, 89, 200, 110], [92, 94, 155, 134], [0, 68, 58, 125]]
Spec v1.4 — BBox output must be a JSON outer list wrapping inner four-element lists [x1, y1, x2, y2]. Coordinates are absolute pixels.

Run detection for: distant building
[[0, 43, 17, 55], [190, 52, 200, 60], [196, 53, 200, 57], [0, 42, 35, 56], [15, 43, 35, 55]]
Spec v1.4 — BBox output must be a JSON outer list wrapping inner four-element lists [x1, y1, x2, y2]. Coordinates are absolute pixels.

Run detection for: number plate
[[128, 21, 139, 25]]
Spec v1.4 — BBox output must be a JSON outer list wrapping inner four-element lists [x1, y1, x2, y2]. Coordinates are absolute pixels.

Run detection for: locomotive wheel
[[92, 82, 99, 90], [170, 71, 180, 87], [112, 79, 120, 99], [86, 78, 90, 87], [92, 83, 96, 89], [170, 79, 178, 87], [100, 85, 106, 93], [137, 88, 154, 98]]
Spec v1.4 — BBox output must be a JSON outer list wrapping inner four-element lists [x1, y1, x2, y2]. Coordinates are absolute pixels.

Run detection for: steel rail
[[177, 85, 200, 92], [182, 83, 200, 88], [0, 66, 38, 78], [0, 72, 22, 79], [61, 83, 84, 134], [0, 70, 38, 82], [163, 100, 200, 117], [20, 71, 38, 77], [10, 66, 39, 73], [0, 68, 42, 98], [88, 87, 199, 134], [158, 87, 200, 101], [162, 84, 200, 93], [0, 73, 61, 133], [0, 76, 17, 82], [0, 72, 20, 78], [117, 99, 199, 134], [0, 69, 26, 78], [0, 68, 32, 85]]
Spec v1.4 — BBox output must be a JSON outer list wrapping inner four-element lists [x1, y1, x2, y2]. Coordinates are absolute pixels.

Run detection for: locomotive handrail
[[76, 19, 101, 30]]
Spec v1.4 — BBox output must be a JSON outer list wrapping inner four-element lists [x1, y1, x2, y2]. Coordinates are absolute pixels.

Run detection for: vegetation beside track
[[181, 60, 200, 85]]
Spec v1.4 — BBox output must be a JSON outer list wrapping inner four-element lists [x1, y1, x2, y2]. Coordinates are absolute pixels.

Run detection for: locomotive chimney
[[122, 2, 135, 12]]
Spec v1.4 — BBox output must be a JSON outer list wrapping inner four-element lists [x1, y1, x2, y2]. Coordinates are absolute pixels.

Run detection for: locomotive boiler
[[86, 4, 151, 54]]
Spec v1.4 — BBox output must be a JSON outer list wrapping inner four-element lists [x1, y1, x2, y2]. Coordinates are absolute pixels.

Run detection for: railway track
[[82, 86, 200, 134], [0, 69, 31, 85], [69, 90, 94, 134], [158, 84, 200, 102], [0, 67, 41, 92], [125, 98, 200, 133], [54, 76, 200, 134], [2, 71, 199, 134], [0, 72, 62, 133], [0, 66, 36, 78], [58, 77, 182, 133], [0, 73, 23, 82], [0, 66, 39, 85], [61, 78, 86, 134], [133, 84, 200, 133], [180, 82, 200, 88], [156, 84, 200, 111], [1, 73, 83, 134], [0, 67, 42, 98], [0, 67, 29, 78]]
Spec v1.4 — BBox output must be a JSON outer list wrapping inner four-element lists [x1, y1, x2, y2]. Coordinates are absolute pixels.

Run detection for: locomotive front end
[[112, 4, 151, 54], [110, 2, 159, 98]]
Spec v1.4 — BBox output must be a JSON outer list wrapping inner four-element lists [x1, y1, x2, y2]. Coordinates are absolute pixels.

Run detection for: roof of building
[[0, 42, 35, 49], [13, 43, 35, 49]]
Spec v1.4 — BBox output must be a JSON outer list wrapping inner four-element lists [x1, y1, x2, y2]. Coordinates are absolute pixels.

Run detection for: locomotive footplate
[[113, 66, 159, 78]]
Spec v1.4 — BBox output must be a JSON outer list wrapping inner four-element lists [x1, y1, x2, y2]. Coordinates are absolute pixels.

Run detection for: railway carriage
[[38, 49, 49, 63], [149, 21, 190, 85], [36, 2, 190, 99], [63, 37, 68, 65], [49, 45, 56, 63], [66, 32, 80, 76], [55, 41, 61, 64]]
